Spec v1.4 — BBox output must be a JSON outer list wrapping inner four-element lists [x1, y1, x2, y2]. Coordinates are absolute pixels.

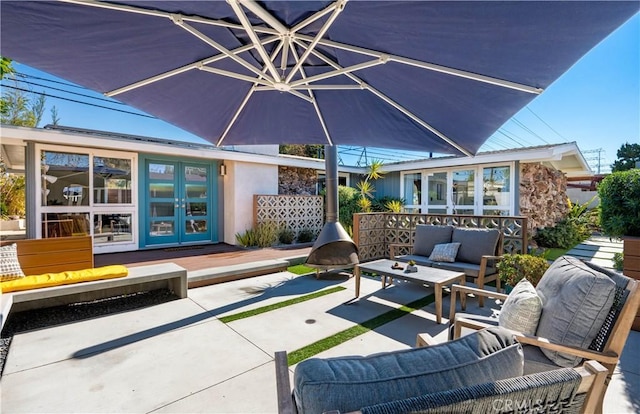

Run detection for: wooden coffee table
[[354, 259, 465, 324]]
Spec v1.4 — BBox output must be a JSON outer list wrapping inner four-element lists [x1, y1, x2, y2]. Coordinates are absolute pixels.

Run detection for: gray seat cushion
[[293, 326, 523, 414], [535, 256, 616, 367], [397, 254, 435, 267], [452, 228, 500, 265], [432, 261, 496, 278], [413, 225, 453, 257]]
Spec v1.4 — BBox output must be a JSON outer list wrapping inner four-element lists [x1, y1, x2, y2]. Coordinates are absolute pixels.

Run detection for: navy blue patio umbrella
[[2, 1, 638, 156]]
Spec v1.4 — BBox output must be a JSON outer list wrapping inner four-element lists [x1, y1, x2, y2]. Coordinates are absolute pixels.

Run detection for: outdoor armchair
[[275, 326, 608, 414], [446, 255, 640, 414]]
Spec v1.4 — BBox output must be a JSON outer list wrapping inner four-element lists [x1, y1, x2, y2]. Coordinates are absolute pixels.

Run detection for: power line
[[512, 117, 550, 145], [1, 84, 156, 118], [15, 71, 91, 90], [525, 107, 568, 141], [4, 78, 126, 105]]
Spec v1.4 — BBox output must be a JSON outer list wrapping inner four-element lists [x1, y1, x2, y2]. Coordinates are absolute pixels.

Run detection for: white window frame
[[36, 143, 138, 253], [400, 162, 515, 216]]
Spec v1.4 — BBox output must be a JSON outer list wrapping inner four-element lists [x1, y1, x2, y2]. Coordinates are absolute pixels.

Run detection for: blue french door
[[146, 160, 211, 245]]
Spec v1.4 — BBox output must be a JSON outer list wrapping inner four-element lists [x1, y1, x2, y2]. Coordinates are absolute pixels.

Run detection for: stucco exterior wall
[[223, 160, 278, 244]]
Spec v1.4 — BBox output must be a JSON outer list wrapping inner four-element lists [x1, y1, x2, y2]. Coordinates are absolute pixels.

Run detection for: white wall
[[223, 160, 278, 244]]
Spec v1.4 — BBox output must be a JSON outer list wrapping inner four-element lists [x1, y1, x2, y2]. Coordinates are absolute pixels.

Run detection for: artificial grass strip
[[287, 264, 316, 275], [219, 286, 346, 323], [287, 293, 436, 366]]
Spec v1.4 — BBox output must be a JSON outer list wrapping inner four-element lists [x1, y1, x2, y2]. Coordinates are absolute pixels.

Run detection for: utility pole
[[582, 148, 607, 174]]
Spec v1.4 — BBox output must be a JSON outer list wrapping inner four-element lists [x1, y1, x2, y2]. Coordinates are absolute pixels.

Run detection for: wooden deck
[[94, 243, 312, 272]]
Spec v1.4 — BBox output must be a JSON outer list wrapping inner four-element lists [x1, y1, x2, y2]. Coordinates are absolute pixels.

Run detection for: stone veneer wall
[[520, 163, 569, 235], [278, 166, 317, 195]]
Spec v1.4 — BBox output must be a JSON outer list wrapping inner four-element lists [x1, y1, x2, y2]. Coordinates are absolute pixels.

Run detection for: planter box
[[623, 237, 640, 331]]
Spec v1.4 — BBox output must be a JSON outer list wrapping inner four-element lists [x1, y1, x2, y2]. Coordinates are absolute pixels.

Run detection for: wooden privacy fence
[[353, 213, 528, 262]]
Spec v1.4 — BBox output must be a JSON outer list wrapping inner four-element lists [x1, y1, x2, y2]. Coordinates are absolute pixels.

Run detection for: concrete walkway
[[565, 234, 623, 271], [1, 268, 638, 413]]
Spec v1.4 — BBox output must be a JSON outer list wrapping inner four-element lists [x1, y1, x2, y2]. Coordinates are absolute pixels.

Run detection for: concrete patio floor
[[1, 268, 638, 413]]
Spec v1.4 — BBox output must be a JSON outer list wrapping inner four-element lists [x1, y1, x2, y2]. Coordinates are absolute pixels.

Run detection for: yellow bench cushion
[[0, 265, 129, 293]]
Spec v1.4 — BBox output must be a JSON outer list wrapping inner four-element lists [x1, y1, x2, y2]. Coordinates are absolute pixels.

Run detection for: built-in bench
[[1, 237, 187, 331]]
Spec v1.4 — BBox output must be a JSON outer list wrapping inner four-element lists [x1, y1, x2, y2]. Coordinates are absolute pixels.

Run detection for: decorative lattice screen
[[353, 213, 528, 262], [254, 195, 323, 235]]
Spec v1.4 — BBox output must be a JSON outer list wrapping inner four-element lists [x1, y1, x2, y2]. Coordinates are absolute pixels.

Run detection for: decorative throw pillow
[[428, 242, 460, 262], [498, 279, 542, 335], [0, 243, 25, 281]]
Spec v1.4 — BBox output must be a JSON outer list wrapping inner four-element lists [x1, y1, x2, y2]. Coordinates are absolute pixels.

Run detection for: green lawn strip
[[287, 293, 436, 366], [287, 264, 316, 275], [544, 247, 569, 261], [219, 286, 346, 323]]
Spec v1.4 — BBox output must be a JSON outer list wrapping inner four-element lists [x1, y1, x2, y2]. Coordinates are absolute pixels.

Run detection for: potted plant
[[496, 254, 550, 291], [599, 169, 640, 330], [405, 260, 418, 273]]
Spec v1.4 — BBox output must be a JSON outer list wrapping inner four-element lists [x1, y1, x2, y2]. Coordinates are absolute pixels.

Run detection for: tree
[[279, 144, 324, 159], [1, 56, 14, 79], [611, 142, 640, 172], [0, 157, 25, 218]]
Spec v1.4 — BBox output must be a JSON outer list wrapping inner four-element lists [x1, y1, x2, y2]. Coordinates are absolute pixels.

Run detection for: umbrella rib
[[198, 66, 273, 87], [216, 41, 287, 147], [61, 0, 279, 35], [289, 40, 334, 146], [228, 0, 281, 81], [106, 37, 279, 97], [173, 17, 275, 83], [285, 0, 347, 84], [289, 58, 387, 88], [238, 0, 289, 35], [294, 34, 543, 95], [294, 39, 473, 156], [291, 2, 340, 34]]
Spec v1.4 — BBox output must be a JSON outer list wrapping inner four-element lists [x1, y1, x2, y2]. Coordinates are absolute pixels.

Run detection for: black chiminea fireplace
[[305, 145, 359, 269]]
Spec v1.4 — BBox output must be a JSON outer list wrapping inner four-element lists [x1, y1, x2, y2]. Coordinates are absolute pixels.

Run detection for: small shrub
[[533, 219, 591, 249], [297, 228, 315, 243], [235, 228, 258, 247], [235, 221, 279, 247], [599, 169, 640, 237], [336, 185, 360, 230], [613, 252, 624, 271], [371, 196, 405, 212], [497, 254, 550, 287], [278, 227, 295, 244]]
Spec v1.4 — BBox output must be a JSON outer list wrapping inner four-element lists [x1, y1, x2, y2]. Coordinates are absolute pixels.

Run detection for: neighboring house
[[1, 124, 591, 253]]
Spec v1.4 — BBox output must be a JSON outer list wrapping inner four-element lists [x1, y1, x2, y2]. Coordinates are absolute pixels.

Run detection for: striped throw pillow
[[0, 243, 25, 281]]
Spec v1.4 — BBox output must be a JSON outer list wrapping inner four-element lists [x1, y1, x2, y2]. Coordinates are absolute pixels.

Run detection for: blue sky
[[3, 13, 638, 171]]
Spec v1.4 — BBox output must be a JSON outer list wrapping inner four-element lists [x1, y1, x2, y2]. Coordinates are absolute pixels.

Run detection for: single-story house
[[1, 124, 592, 254]]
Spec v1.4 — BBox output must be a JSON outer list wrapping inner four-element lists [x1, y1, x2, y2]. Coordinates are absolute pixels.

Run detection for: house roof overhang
[[1, 125, 591, 177]]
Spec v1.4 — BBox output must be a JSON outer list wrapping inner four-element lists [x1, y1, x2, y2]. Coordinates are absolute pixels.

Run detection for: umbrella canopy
[[1, 1, 638, 155]]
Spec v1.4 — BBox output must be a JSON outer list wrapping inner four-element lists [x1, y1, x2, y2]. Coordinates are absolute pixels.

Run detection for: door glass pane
[[93, 213, 133, 243], [149, 183, 174, 198], [150, 202, 174, 217], [452, 169, 475, 207], [403, 173, 422, 206], [41, 151, 89, 206], [150, 221, 174, 235], [149, 163, 174, 180], [483, 166, 511, 207], [185, 166, 207, 181], [186, 184, 207, 198], [428, 208, 447, 214], [93, 157, 132, 204], [186, 219, 207, 234], [187, 202, 207, 216], [427, 172, 447, 206]]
